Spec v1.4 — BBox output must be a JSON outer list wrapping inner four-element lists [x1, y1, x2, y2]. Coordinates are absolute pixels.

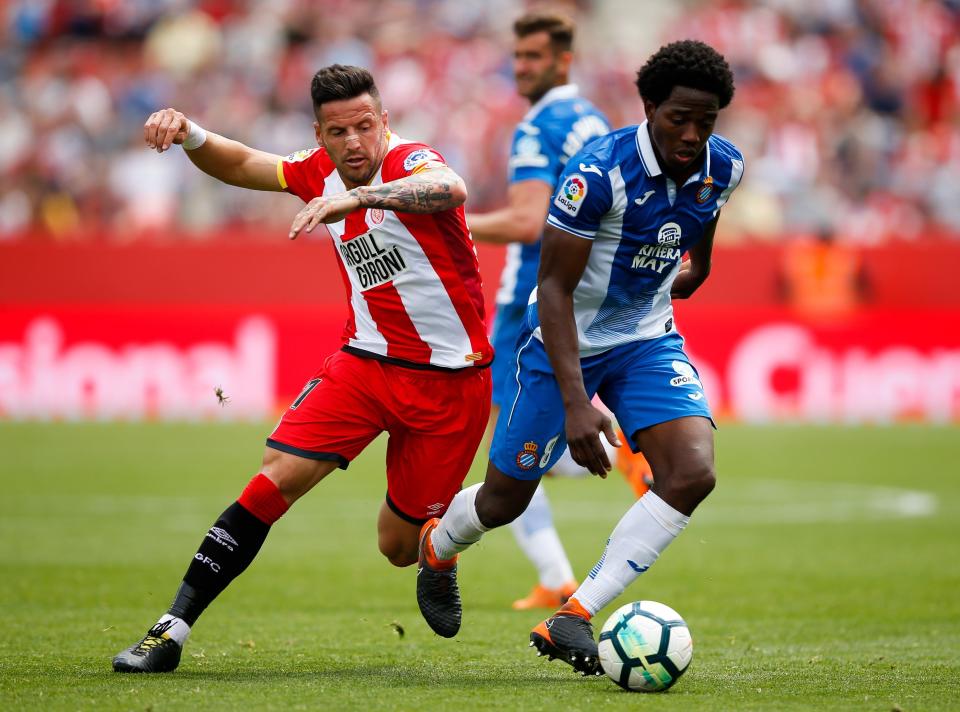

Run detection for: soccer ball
[[597, 600, 693, 692]]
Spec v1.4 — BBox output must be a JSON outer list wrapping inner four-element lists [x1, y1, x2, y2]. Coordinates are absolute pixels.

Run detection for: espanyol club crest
[[695, 175, 714, 204], [369, 208, 384, 225], [516, 441, 539, 470]]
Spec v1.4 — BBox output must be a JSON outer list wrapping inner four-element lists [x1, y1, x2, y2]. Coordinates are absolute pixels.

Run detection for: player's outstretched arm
[[538, 226, 621, 476], [143, 108, 284, 192], [671, 215, 718, 299], [467, 180, 553, 244], [288, 166, 467, 239]]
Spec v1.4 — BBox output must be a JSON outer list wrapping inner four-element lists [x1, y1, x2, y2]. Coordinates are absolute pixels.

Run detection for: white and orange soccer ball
[[597, 600, 693, 692]]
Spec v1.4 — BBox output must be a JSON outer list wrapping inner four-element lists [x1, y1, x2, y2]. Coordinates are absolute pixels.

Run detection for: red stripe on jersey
[[396, 209, 491, 365], [342, 207, 432, 362], [364, 282, 434, 363]]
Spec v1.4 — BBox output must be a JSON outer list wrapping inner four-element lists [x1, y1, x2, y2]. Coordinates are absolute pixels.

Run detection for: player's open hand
[[564, 401, 622, 477], [144, 108, 190, 153], [289, 192, 362, 239]]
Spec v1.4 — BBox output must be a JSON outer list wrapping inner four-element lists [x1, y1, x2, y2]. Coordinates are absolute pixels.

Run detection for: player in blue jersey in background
[[467, 11, 614, 612], [416, 40, 743, 674]]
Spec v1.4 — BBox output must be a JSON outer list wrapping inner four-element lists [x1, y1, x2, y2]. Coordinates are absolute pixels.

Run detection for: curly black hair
[[635, 40, 735, 108]]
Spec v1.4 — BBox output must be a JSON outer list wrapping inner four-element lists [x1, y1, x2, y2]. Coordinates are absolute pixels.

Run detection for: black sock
[[167, 502, 270, 626]]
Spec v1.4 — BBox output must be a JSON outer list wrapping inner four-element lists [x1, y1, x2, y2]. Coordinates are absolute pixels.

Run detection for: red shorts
[[267, 350, 492, 523]]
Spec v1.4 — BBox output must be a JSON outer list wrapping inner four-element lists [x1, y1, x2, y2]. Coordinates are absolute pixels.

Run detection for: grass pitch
[[1, 422, 958, 711]]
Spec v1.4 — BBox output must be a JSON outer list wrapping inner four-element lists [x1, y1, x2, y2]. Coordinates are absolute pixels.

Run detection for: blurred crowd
[[2, 0, 959, 244]]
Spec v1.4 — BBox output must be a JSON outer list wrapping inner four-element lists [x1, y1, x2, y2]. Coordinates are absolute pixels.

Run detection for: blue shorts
[[489, 302, 528, 408], [489, 331, 712, 480]]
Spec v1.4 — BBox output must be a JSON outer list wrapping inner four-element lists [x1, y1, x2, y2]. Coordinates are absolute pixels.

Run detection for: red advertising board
[[1, 240, 958, 422]]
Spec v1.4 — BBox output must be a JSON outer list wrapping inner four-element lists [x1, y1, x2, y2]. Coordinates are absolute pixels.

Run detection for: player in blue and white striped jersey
[[417, 41, 744, 673]]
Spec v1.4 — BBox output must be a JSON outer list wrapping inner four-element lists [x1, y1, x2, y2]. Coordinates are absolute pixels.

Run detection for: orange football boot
[[512, 580, 578, 611]]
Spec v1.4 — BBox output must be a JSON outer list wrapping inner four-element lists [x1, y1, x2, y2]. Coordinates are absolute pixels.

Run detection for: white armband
[[181, 120, 208, 151]]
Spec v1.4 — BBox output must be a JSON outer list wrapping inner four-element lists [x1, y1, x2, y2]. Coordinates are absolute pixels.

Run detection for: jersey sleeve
[[545, 161, 613, 240], [380, 142, 449, 182], [507, 120, 561, 186], [277, 147, 331, 202]]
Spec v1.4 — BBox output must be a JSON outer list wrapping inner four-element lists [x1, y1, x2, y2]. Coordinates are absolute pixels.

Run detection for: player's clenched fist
[[144, 108, 190, 153]]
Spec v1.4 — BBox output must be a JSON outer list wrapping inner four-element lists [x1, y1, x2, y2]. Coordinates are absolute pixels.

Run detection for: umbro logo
[[206, 526, 238, 551], [635, 190, 655, 206]]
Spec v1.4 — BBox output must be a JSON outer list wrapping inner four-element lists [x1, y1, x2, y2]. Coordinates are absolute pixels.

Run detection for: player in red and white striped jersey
[[113, 65, 491, 673]]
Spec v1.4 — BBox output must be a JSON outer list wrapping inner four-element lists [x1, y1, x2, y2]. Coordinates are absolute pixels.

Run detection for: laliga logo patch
[[403, 148, 439, 172], [516, 441, 539, 471], [658, 222, 682, 247], [369, 208, 384, 225], [669, 360, 702, 388], [696, 176, 714, 204], [284, 148, 317, 163], [554, 174, 588, 217]]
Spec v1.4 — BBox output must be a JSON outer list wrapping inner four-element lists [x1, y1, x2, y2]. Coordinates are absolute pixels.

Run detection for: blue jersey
[[534, 122, 744, 356], [495, 84, 609, 307]]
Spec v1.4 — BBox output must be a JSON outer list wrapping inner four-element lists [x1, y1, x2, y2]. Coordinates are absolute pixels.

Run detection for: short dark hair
[[635, 40, 735, 109], [513, 11, 575, 53], [310, 64, 380, 112]]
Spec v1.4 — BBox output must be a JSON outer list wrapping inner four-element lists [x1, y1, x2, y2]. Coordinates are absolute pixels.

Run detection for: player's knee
[[377, 534, 418, 568], [658, 462, 715, 512], [378, 538, 417, 567]]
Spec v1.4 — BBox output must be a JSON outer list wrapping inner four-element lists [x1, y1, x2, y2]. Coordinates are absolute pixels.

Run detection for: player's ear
[[557, 50, 573, 76], [381, 109, 389, 131], [314, 120, 324, 148], [643, 98, 657, 124]]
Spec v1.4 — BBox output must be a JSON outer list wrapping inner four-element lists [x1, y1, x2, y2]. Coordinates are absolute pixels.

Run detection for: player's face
[[644, 86, 720, 183], [315, 93, 389, 189], [513, 32, 571, 102]]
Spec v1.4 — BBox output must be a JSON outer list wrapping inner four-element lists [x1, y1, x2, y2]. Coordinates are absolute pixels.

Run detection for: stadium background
[[2, 0, 959, 424]]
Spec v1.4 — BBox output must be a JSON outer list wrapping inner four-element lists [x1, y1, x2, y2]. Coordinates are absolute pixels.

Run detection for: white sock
[[431, 483, 489, 560], [549, 440, 617, 478], [572, 491, 689, 616], [155, 613, 191, 646], [509, 484, 575, 589]]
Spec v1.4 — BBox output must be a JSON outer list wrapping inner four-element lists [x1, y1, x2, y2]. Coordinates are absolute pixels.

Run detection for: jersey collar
[[635, 121, 712, 186], [523, 83, 580, 122]]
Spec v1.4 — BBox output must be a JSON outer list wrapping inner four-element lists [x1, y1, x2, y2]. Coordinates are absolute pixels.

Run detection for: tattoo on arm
[[353, 168, 463, 214]]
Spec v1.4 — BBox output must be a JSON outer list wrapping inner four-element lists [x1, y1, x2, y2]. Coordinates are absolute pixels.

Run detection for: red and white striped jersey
[[278, 133, 491, 370]]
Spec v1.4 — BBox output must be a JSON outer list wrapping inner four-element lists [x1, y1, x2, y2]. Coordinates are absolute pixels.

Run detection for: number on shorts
[[290, 378, 321, 410], [539, 434, 560, 469]]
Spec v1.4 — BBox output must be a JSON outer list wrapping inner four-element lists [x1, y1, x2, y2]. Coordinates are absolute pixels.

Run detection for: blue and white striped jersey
[[532, 122, 744, 356], [495, 84, 609, 307]]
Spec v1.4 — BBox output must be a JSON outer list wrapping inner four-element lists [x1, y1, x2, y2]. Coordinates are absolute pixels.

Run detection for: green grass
[[1, 422, 958, 711]]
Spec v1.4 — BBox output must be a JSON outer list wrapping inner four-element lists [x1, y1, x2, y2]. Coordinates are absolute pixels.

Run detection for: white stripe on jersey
[[713, 158, 744, 216], [322, 170, 390, 357], [495, 243, 522, 305]]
